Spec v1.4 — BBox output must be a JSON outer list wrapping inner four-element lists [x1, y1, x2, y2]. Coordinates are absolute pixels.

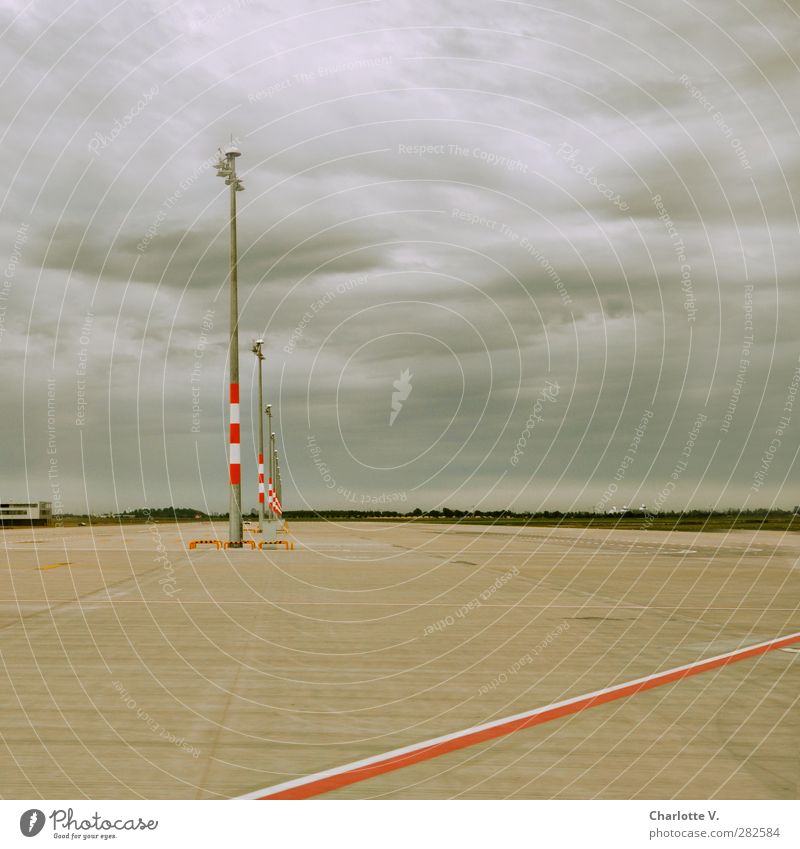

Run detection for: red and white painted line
[[237, 630, 800, 800]]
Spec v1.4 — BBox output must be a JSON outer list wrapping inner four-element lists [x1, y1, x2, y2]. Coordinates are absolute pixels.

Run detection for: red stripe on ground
[[252, 632, 800, 800]]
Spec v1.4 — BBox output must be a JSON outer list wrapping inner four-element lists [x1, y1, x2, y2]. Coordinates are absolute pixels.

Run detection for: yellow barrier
[[188, 539, 222, 550], [223, 540, 256, 549], [258, 540, 294, 550]]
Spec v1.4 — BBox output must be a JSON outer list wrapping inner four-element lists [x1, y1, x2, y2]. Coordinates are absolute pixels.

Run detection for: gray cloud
[[1, 0, 799, 512]]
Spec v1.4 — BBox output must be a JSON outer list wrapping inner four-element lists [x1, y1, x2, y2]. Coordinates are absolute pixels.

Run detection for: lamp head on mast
[[215, 147, 244, 191]]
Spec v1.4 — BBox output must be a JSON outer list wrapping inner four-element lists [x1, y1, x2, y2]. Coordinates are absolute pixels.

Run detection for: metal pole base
[[260, 518, 281, 542]]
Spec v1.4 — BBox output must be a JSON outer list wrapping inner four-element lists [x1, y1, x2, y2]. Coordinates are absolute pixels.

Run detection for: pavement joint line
[[1, 600, 796, 611], [237, 630, 800, 800]]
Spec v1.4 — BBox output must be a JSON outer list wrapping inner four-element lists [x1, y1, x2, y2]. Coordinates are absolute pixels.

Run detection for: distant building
[[0, 501, 53, 526]]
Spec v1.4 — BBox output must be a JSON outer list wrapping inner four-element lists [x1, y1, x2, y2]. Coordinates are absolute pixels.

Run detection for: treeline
[[132, 507, 209, 518], [279, 507, 799, 520], [66, 507, 211, 519], [67, 506, 798, 521]]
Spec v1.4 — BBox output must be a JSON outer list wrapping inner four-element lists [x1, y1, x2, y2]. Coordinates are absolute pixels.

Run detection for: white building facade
[[0, 502, 53, 526]]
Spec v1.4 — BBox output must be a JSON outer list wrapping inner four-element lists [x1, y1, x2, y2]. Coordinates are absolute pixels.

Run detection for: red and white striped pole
[[268, 476, 282, 516], [253, 340, 266, 530], [266, 407, 274, 520], [229, 383, 241, 485], [217, 140, 244, 545]]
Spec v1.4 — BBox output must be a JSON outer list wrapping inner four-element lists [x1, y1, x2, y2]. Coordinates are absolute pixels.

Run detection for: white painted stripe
[[229, 444, 241, 464], [230, 403, 240, 424], [236, 630, 800, 800]]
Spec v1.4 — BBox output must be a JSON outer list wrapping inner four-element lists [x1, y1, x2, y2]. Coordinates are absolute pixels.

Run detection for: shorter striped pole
[[268, 478, 283, 516], [229, 383, 240, 485]]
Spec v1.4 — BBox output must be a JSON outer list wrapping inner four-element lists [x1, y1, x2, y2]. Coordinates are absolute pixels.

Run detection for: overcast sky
[[1, 0, 799, 513]]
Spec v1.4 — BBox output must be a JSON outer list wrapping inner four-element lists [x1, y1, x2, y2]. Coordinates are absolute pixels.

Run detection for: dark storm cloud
[[1, 0, 799, 511]]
